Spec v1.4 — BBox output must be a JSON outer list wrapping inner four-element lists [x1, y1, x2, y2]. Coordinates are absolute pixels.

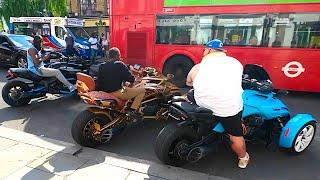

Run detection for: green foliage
[[45, 0, 68, 17], [0, 0, 68, 22]]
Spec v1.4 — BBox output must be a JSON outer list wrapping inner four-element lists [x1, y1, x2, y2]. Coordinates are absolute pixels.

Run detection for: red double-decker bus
[[109, 0, 320, 92]]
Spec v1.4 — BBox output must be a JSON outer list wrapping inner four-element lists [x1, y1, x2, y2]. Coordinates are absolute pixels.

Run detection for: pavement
[[0, 126, 227, 180]]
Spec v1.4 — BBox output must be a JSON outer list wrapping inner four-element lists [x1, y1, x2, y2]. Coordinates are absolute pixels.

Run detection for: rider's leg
[[39, 67, 73, 89], [229, 135, 246, 158], [111, 86, 146, 110], [217, 111, 250, 168]]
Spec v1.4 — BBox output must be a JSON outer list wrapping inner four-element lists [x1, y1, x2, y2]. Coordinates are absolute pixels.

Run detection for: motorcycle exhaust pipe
[[186, 144, 217, 163]]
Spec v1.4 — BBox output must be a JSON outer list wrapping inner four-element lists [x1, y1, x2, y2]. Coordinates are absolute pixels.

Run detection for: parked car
[[0, 34, 33, 68], [0, 34, 63, 68]]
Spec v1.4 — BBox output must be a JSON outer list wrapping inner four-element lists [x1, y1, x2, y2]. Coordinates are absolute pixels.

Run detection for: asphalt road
[[0, 67, 319, 180]]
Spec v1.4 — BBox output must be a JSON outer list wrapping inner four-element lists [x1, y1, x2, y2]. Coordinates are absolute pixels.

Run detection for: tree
[[0, 0, 68, 22], [45, 0, 68, 17]]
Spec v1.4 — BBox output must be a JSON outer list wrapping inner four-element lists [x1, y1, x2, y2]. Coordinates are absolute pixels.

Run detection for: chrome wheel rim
[[8, 86, 22, 101], [18, 58, 27, 68], [294, 125, 315, 152]]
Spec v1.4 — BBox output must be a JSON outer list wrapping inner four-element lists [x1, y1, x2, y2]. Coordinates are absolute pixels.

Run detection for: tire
[[289, 122, 316, 154], [71, 110, 113, 148], [163, 56, 193, 88], [2, 80, 31, 107], [154, 122, 199, 167], [16, 56, 28, 68]]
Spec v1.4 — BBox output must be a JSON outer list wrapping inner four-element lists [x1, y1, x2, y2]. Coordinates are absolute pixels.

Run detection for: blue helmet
[[204, 39, 225, 51]]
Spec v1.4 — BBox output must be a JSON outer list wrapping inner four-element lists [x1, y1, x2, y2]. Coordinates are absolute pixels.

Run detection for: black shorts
[[213, 111, 243, 137]]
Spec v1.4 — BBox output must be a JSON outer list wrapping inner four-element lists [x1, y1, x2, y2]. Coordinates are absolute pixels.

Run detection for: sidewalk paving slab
[[0, 143, 52, 179], [4, 167, 63, 180], [66, 160, 131, 180], [0, 126, 80, 155], [0, 137, 18, 151], [28, 151, 88, 177], [126, 171, 166, 180]]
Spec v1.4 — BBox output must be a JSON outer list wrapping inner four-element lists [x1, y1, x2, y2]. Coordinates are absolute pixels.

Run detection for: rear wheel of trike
[[290, 122, 316, 154], [2, 80, 31, 107], [154, 123, 199, 167], [71, 110, 113, 147]]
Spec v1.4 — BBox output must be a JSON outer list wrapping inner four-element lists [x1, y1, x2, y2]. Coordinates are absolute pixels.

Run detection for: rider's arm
[[186, 64, 200, 87], [29, 48, 50, 66], [28, 48, 42, 66], [119, 62, 135, 83]]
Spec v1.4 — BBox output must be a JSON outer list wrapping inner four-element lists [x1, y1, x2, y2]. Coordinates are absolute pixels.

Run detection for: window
[[55, 26, 67, 40], [213, 14, 266, 46], [67, 27, 89, 39], [156, 14, 266, 46], [267, 13, 320, 48], [156, 13, 320, 49], [156, 15, 195, 45], [81, 0, 98, 16], [13, 23, 51, 37]]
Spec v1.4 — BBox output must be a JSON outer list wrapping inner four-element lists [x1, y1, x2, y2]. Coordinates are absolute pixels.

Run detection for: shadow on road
[[0, 95, 84, 142]]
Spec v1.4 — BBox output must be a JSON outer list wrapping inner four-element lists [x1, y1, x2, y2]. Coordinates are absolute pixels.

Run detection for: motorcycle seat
[[9, 68, 44, 82], [87, 91, 126, 107], [172, 102, 213, 114]]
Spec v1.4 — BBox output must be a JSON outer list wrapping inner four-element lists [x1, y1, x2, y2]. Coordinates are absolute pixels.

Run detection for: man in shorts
[[187, 39, 249, 169]]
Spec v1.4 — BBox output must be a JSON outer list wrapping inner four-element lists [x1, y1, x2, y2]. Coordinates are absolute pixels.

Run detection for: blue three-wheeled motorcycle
[[154, 76, 317, 166]]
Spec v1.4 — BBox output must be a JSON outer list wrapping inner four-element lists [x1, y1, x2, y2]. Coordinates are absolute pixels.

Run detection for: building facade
[[68, 0, 109, 39]]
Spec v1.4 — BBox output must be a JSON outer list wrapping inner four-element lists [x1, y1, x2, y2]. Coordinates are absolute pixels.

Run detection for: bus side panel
[[154, 45, 320, 92], [112, 15, 154, 67], [110, 16, 121, 52], [111, 0, 157, 15], [244, 48, 320, 92], [154, 45, 203, 71]]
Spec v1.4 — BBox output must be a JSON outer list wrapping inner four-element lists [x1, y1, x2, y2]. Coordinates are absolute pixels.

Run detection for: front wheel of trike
[[290, 122, 316, 154], [71, 110, 114, 148]]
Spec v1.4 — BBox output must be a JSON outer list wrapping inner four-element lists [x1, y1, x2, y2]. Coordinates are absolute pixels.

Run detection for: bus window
[[268, 13, 320, 48], [156, 14, 266, 46], [156, 15, 198, 45], [213, 14, 266, 47], [197, 15, 215, 45]]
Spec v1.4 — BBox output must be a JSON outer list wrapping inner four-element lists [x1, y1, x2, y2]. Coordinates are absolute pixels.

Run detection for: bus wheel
[[163, 56, 194, 88]]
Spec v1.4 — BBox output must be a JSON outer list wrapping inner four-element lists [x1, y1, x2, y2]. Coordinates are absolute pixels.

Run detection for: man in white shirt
[[89, 32, 98, 63], [187, 39, 249, 169]]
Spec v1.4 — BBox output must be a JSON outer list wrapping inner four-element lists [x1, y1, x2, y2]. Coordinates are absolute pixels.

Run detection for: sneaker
[[238, 152, 250, 169], [69, 85, 76, 92]]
